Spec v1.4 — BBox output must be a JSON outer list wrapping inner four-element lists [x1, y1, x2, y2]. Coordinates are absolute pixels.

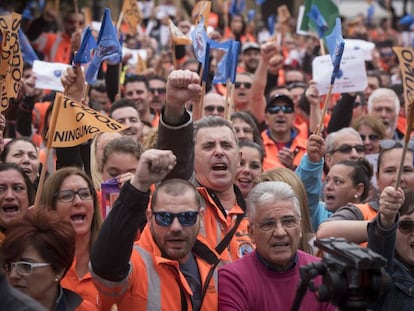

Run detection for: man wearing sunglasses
[[367, 188, 414, 310], [148, 75, 167, 116], [91, 149, 219, 310], [261, 93, 307, 170], [233, 72, 254, 112], [203, 92, 226, 118]]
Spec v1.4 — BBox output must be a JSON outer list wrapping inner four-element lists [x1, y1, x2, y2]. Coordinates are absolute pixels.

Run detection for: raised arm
[[157, 70, 202, 180], [90, 149, 176, 282]]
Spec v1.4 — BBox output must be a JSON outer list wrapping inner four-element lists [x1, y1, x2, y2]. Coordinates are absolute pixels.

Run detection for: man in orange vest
[[156, 69, 254, 264], [90, 149, 218, 310], [31, 10, 84, 64]]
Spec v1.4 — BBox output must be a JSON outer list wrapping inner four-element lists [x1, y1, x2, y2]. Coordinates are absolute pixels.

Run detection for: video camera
[[291, 238, 391, 311]]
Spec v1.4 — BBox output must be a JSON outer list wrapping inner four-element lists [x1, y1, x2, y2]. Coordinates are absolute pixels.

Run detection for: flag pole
[[314, 84, 333, 136], [34, 92, 63, 208], [224, 78, 231, 120], [319, 39, 326, 55], [395, 101, 414, 189]]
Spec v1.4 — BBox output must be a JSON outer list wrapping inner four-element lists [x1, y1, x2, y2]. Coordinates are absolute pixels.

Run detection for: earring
[[354, 194, 359, 200], [55, 276, 60, 282]]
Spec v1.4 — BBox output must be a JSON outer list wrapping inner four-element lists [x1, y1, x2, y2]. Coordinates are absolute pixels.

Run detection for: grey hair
[[367, 88, 400, 116], [247, 181, 301, 222], [325, 127, 361, 154], [194, 116, 239, 147]]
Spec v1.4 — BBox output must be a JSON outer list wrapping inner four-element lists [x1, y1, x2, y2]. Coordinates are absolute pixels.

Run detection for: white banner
[[312, 50, 367, 95], [33, 60, 71, 92]]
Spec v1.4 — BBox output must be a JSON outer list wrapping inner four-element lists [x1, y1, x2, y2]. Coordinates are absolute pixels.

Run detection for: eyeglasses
[[204, 105, 225, 113], [266, 105, 294, 114], [330, 144, 365, 154], [398, 220, 414, 234], [55, 188, 92, 203], [149, 87, 166, 94], [235, 82, 252, 89], [257, 216, 300, 231], [353, 101, 365, 108], [152, 211, 199, 227], [360, 134, 380, 142], [380, 140, 414, 151], [3, 261, 51, 276]]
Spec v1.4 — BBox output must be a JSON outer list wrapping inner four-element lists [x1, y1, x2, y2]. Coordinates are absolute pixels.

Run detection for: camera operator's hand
[[378, 186, 404, 229]]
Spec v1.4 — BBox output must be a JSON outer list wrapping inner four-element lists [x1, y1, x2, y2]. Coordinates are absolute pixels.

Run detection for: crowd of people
[[1, 0, 414, 310]]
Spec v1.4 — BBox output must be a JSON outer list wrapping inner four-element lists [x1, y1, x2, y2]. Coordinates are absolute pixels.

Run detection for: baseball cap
[[265, 94, 294, 111], [242, 42, 260, 54]]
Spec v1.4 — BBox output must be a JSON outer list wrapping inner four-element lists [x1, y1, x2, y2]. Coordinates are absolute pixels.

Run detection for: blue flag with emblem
[[209, 39, 233, 84], [73, 27, 97, 64], [229, 41, 240, 84], [326, 17, 345, 84], [307, 4, 328, 38], [191, 15, 209, 64], [85, 8, 121, 84]]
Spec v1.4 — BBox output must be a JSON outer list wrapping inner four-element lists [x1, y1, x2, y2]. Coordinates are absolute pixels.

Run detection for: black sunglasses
[[149, 87, 166, 94], [152, 211, 199, 227], [398, 220, 414, 234], [330, 144, 365, 154], [204, 105, 225, 113], [360, 134, 380, 142], [235, 82, 252, 89], [266, 105, 294, 114], [380, 140, 414, 151]]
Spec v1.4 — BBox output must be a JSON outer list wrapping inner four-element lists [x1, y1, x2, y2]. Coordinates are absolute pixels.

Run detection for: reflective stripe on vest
[[133, 245, 162, 311]]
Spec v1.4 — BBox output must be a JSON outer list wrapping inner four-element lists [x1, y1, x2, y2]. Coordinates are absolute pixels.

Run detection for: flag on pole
[[120, 0, 142, 36], [0, 12, 23, 112], [73, 27, 97, 64], [209, 40, 233, 84], [300, 0, 340, 36], [168, 19, 192, 45], [51, 94, 127, 147], [191, 16, 209, 63], [392, 47, 414, 119], [192, 1, 211, 27], [229, 41, 240, 83], [325, 17, 345, 84], [307, 4, 328, 38], [85, 8, 121, 84]]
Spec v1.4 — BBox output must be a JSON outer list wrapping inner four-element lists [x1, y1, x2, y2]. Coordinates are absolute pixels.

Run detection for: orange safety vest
[[93, 226, 218, 311], [354, 202, 378, 221], [197, 187, 253, 264], [32, 32, 72, 64], [261, 129, 307, 171], [61, 258, 101, 310]]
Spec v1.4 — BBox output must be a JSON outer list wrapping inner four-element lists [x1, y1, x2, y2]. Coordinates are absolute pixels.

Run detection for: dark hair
[[239, 141, 265, 164], [102, 136, 142, 168], [151, 179, 202, 210], [0, 163, 34, 205], [89, 79, 107, 94], [109, 98, 137, 117], [1, 208, 75, 278], [1, 137, 38, 162], [39, 167, 102, 248], [123, 74, 149, 89], [335, 158, 373, 201]]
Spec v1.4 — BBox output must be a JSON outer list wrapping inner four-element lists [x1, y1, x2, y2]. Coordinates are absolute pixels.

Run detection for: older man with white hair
[[367, 88, 403, 139]]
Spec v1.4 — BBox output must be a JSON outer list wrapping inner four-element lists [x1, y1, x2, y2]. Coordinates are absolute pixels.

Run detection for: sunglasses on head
[[266, 105, 294, 114], [204, 105, 225, 113], [330, 144, 365, 154], [235, 82, 252, 89], [360, 134, 380, 142], [149, 87, 166, 94], [152, 211, 199, 227], [398, 220, 414, 234], [380, 140, 414, 152]]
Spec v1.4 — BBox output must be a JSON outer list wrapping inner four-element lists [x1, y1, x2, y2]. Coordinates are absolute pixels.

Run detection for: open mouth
[[212, 163, 228, 171], [237, 178, 251, 186], [70, 213, 86, 223], [2, 205, 19, 214]]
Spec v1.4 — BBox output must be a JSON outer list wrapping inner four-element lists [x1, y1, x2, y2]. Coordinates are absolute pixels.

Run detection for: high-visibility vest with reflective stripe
[[32, 32, 72, 64], [197, 187, 254, 264], [92, 227, 218, 311]]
